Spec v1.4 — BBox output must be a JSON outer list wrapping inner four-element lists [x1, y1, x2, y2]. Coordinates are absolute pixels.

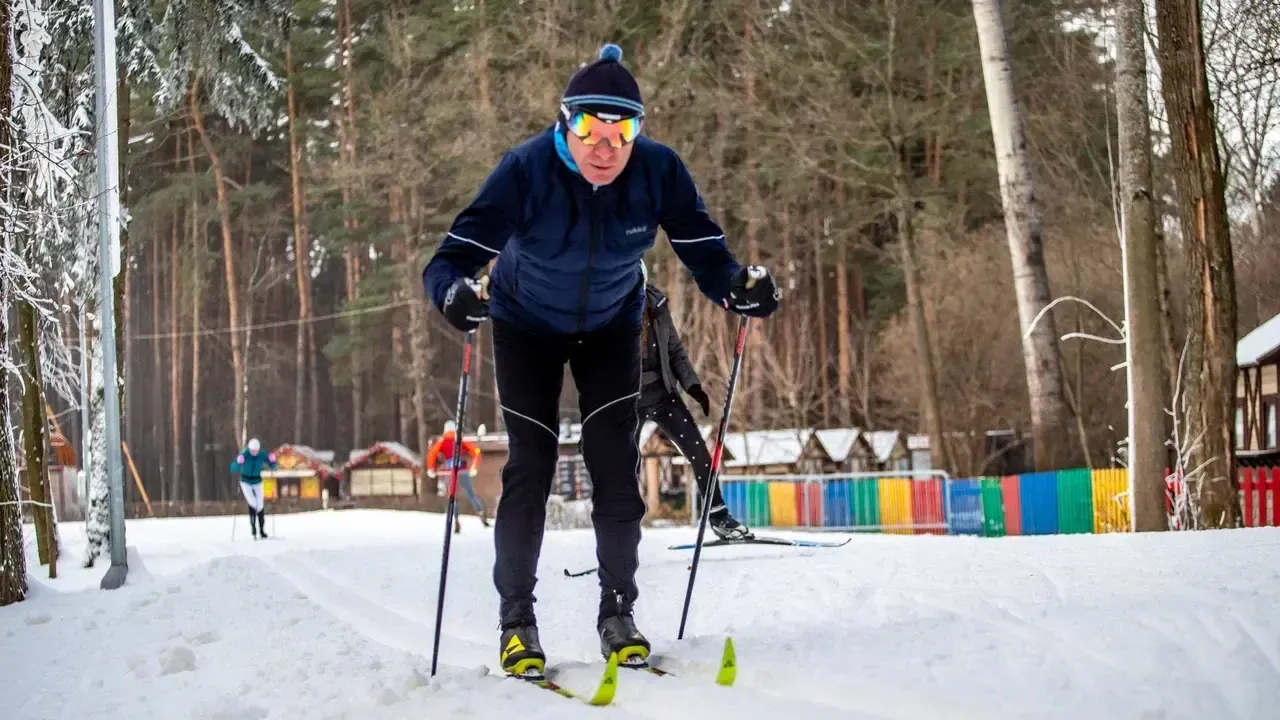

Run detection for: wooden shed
[[343, 441, 423, 498]]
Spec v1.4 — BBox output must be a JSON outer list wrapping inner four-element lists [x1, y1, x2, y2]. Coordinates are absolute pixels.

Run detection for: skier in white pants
[[230, 438, 277, 539]]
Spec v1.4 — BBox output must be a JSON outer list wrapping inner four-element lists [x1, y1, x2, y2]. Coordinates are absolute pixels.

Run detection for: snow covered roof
[[638, 421, 658, 450], [721, 429, 813, 468], [1238, 313, 1280, 367], [270, 444, 338, 477], [814, 428, 861, 462], [865, 430, 904, 463], [344, 441, 423, 471]]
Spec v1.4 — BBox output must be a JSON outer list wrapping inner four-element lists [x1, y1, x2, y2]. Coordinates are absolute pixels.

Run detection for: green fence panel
[[746, 482, 771, 527], [852, 478, 881, 529], [981, 477, 1006, 537], [1056, 468, 1094, 534]]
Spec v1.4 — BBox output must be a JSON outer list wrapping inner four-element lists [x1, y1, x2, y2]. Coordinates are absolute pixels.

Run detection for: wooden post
[[121, 441, 153, 516], [644, 456, 661, 521]]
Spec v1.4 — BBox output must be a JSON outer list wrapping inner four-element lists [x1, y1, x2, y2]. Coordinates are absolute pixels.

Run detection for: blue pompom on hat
[[561, 42, 644, 118]]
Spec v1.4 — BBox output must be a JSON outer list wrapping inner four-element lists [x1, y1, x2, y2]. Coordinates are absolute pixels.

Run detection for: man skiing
[[230, 438, 277, 539], [422, 42, 780, 678], [425, 420, 490, 534], [638, 262, 751, 541]]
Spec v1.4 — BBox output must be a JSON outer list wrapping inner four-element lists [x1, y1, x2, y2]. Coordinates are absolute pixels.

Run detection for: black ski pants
[[491, 312, 645, 628], [638, 392, 726, 515]]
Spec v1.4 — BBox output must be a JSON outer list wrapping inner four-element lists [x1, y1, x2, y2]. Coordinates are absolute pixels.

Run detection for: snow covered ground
[[3, 510, 1279, 719]]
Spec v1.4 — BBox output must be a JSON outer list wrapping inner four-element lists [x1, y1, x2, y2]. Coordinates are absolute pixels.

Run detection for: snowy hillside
[[3, 510, 1279, 719]]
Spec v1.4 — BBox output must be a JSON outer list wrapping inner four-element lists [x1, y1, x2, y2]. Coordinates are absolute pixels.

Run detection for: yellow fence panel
[[1091, 468, 1130, 533], [878, 478, 914, 534], [768, 482, 798, 527]]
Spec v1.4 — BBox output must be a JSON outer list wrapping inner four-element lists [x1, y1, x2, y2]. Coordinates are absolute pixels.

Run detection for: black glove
[[687, 384, 711, 416], [726, 265, 780, 318], [442, 276, 489, 332]]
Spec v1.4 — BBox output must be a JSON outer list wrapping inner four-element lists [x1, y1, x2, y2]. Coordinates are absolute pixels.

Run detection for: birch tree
[[970, 0, 1076, 471]]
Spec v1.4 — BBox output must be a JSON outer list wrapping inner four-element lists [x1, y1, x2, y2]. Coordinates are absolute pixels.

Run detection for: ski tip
[[587, 652, 620, 705], [716, 636, 736, 687]]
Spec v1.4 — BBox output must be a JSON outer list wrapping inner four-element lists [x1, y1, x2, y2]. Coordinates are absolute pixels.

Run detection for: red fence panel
[[912, 479, 945, 535], [1000, 475, 1022, 536]]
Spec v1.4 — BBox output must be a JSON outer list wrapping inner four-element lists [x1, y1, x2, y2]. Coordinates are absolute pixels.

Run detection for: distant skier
[[421, 43, 779, 678], [425, 420, 490, 534], [230, 438, 277, 539], [638, 262, 751, 541]]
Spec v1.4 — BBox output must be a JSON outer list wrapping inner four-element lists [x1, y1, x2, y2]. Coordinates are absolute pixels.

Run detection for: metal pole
[[93, 0, 128, 589]]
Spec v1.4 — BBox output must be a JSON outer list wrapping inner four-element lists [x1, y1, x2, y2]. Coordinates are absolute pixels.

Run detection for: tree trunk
[[286, 43, 313, 445], [971, 0, 1076, 471], [152, 216, 164, 503], [19, 300, 55, 575], [115, 49, 131, 468], [339, 0, 364, 451], [170, 138, 183, 502], [0, 0, 28, 604], [813, 215, 831, 426], [84, 322, 109, 568], [188, 127, 203, 503], [834, 224, 853, 425], [189, 78, 247, 448], [1153, 0, 1239, 528], [0, 304, 23, 602], [894, 165, 950, 474], [1116, 0, 1169, 532]]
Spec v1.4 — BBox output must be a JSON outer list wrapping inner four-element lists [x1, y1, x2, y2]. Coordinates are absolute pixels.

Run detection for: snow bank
[[4, 510, 1279, 719]]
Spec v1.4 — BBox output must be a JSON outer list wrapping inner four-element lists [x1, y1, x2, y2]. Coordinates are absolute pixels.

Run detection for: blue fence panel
[[824, 478, 852, 527], [1018, 471, 1060, 535], [947, 478, 984, 535], [721, 481, 749, 523]]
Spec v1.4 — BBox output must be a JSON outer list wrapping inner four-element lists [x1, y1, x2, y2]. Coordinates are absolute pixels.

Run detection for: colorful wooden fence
[[718, 466, 1279, 535]]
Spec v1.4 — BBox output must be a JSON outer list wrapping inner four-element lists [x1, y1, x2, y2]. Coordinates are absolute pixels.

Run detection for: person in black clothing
[[421, 43, 780, 676], [639, 264, 751, 540]]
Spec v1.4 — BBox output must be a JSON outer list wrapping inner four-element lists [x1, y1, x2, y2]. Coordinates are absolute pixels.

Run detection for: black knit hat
[[561, 43, 644, 118]]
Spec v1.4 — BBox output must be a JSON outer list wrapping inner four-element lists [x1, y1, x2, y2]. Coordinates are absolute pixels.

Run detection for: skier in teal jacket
[[230, 438, 277, 539]]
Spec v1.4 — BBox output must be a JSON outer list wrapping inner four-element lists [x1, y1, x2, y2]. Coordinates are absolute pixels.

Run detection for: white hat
[[443, 420, 457, 433], [248, 438, 261, 453]]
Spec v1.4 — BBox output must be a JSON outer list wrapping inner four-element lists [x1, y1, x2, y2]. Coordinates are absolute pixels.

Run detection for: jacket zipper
[[578, 185, 601, 333]]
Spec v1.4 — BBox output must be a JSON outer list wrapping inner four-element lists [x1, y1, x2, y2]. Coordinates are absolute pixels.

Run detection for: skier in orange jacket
[[426, 420, 490, 533]]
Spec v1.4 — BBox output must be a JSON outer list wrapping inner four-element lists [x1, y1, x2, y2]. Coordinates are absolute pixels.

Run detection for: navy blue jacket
[[422, 126, 743, 335]]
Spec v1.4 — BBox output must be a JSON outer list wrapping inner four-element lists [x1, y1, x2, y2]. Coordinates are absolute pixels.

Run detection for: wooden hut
[[262, 444, 337, 501], [1237, 312, 1280, 464], [812, 428, 877, 473], [720, 429, 815, 475], [865, 430, 911, 472]]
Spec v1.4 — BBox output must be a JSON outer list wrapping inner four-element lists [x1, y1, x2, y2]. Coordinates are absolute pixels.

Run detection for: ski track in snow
[[2, 512, 1279, 719]]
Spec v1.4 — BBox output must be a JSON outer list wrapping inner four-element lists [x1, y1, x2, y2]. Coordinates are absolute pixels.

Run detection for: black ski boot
[[499, 623, 546, 678], [249, 507, 259, 539], [257, 510, 268, 539], [710, 507, 751, 541], [598, 590, 650, 667]]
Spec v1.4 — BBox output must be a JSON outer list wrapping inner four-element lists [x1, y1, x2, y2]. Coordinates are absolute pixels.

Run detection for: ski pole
[[677, 291, 755, 640], [430, 277, 487, 677]]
